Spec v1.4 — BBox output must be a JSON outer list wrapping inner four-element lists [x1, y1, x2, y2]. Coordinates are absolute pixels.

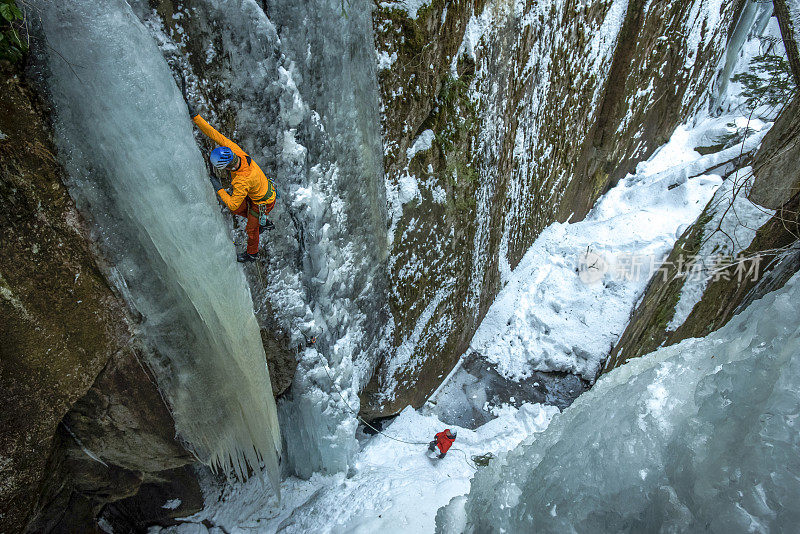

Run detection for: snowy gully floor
[[153, 115, 771, 534]]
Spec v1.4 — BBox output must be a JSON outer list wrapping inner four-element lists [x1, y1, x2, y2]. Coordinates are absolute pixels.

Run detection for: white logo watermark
[[576, 249, 763, 285]]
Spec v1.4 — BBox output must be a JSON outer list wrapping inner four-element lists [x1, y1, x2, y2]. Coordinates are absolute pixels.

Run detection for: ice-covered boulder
[[439, 271, 800, 533]]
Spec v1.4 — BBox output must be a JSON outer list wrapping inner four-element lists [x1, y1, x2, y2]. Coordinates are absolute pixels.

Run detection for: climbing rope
[[239, 248, 476, 468], [306, 339, 477, 470], [254, 254, 266, 287]]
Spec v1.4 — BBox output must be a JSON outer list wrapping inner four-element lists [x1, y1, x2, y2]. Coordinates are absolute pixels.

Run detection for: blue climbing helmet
[[209, 146, 234, 169]]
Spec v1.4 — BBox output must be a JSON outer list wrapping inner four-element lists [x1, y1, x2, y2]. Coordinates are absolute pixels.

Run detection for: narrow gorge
[[1, 0, 798, 532]]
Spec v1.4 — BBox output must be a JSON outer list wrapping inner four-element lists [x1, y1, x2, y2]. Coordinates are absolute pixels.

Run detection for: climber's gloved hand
[[209, 174, 223, 191]]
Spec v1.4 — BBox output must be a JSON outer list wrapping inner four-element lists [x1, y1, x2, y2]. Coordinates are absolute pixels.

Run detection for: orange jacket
[[192, 115, 276, 210]]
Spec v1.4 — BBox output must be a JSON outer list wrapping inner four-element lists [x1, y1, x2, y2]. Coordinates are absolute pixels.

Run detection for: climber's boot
[[237, 251, 258, 263]]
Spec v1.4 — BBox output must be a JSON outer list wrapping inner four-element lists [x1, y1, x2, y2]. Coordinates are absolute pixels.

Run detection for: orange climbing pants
[[232, 198, 275, 254]]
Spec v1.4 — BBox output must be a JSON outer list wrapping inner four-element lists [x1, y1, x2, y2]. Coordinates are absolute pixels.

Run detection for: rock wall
[[0, 66, 125, 531], [748, 94, 800, 208], [773, 0, 800, 85], [363, 0, 745, 416], [27, 353, 202, 532]]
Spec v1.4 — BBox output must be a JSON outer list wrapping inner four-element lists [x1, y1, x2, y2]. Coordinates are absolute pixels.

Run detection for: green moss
[[649, 210, 710, 334], [694, 143, 726, 155], [686, 209, 712, 253], [591, 170, 610, 198], [376, 0, 447, 59], [426, 72, 479, 219], [653, 281, 682, 333], [610, 208, 714, 367]]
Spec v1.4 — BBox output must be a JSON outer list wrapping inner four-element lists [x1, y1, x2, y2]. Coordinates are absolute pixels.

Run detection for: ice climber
[[428, 429, 457, 458], [186, 102, 276, 263]]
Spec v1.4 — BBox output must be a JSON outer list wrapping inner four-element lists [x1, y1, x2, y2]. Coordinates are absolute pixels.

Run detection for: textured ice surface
[[139, 0, 389, 478], [36, 0, 280, 488], [440, 272, 800, 533], [711, 0, 774, 112], [263, 0, 389, 477]]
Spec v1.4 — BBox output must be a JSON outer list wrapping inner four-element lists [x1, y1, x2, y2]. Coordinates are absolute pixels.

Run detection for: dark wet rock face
[[428, 353, 589, 429], [748, 95, 800, 209], [28, 348, 202, 534], [100, 465, 204, 532], [773, 0, 800, 85], [0, 67, 132, 532], [262, 327, 299, 397]]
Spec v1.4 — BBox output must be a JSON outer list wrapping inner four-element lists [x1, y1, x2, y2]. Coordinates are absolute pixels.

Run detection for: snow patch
[[381, 0, 433, 19], [431, 185, 447, 204], [451, 7, 493, 73], [376, 49, 398, 70], [398, 172, 421, 205], [468, 116, 759, 381], [162, 499, 182, 510], [667, 166, 774, 331], [407, 129, 435, 160], [159, 404, 558, 533]]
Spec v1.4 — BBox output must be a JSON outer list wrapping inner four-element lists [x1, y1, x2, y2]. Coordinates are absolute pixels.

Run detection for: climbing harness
[[258, 203, 270, 227], [303, 335, 477, 470]]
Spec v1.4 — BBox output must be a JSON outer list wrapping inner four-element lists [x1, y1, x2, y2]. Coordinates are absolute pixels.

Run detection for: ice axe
[[179, 72, 197, 118]]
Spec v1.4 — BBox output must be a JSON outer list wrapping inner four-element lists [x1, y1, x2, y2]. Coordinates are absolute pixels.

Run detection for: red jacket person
[[428, 429, 457, 458]]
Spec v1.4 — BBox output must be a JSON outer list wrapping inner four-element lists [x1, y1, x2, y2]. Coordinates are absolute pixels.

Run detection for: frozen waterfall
[[263, 0, 389, 477], [711, 0, 774, 112], [130, 0, 388, 479], [438, 273, 800, 532], [35, 0, 281, 490]]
